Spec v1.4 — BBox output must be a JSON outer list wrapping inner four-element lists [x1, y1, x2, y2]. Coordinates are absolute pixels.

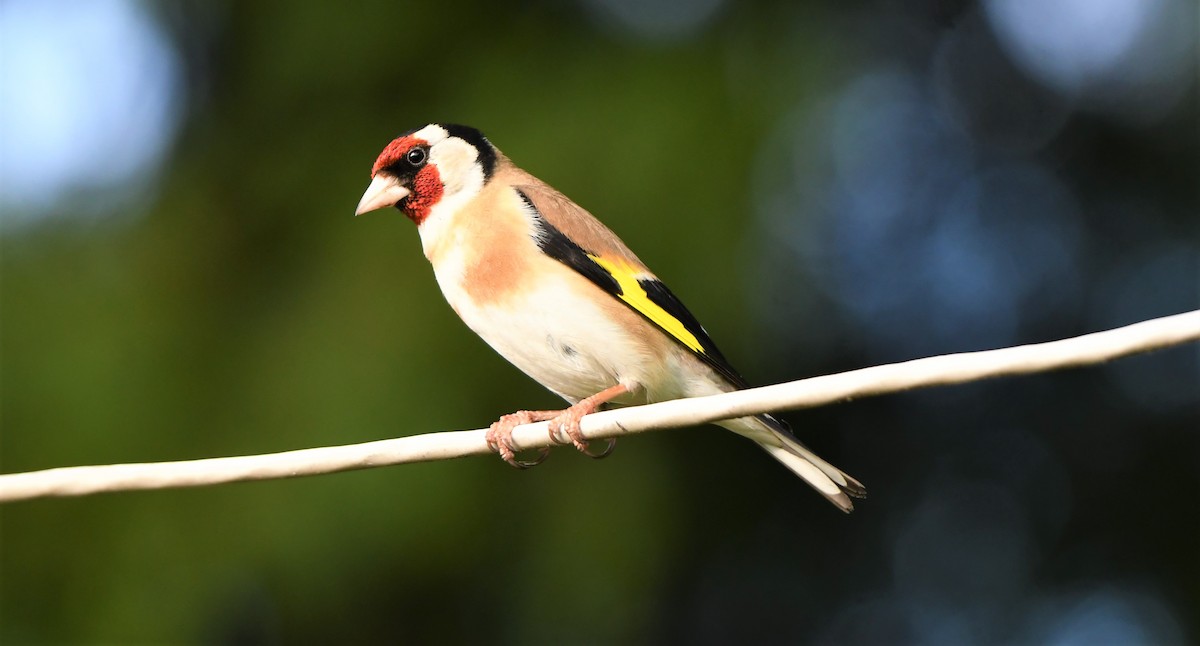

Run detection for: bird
[[355, 123, 866, 512]]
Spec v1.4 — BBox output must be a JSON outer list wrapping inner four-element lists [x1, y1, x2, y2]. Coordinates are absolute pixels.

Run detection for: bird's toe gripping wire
[[486, 411, 554, 469], [546, 383, 628, 460], [547, 411, 616, 459]]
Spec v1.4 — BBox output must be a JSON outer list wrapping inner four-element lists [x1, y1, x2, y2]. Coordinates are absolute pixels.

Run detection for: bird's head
[[355, 123, 497, 225]]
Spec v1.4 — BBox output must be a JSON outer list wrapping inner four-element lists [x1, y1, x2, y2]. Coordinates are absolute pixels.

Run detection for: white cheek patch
[[430, 138, 483, 195], [416, 137, 486, 257]]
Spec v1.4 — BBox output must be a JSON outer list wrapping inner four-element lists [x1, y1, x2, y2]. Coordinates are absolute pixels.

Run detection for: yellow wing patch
[[588, 255, 705, 354]]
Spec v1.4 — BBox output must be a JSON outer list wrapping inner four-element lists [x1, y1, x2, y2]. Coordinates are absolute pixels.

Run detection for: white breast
[[441, 254, 663, 403]]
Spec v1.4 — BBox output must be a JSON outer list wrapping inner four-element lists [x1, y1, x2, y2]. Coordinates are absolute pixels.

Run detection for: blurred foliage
[[1, 0, 1197, 643]]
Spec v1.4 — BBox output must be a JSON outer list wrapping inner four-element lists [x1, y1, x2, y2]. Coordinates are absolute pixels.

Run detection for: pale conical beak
[[355, 175, 411, 216]]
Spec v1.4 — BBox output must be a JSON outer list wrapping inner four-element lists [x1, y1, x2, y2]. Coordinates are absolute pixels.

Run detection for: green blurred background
[[2, 0, 1197, 643]]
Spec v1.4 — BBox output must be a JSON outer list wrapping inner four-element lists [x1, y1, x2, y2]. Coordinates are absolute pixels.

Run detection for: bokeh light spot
[[0, 0, 182, 221], [985, 0, 1195, 122]]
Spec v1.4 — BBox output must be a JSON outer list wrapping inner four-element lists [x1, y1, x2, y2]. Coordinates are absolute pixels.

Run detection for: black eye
[[406, 147, 427, 166]]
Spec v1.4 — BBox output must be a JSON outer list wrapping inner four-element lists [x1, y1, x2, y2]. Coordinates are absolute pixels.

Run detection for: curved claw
[[580, 437, 617, 460], [509, 446, 552, 469]]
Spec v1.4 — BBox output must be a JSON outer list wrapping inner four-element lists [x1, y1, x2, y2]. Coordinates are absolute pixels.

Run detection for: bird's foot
[[547, 406, 616, 459], [546, 384, 629, 460], [486, 410, 556, 468]]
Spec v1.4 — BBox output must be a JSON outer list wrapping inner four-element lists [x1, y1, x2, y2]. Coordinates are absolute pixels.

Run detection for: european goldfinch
[[356, 123, 866, 512]]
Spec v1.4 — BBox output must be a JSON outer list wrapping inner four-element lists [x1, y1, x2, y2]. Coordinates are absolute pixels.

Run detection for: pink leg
[[547, 383, 629, 458]]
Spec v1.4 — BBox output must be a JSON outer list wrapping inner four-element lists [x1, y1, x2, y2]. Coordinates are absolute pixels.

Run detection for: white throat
[[417, 185, 478, 258], [416, 139, 486, 258]]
